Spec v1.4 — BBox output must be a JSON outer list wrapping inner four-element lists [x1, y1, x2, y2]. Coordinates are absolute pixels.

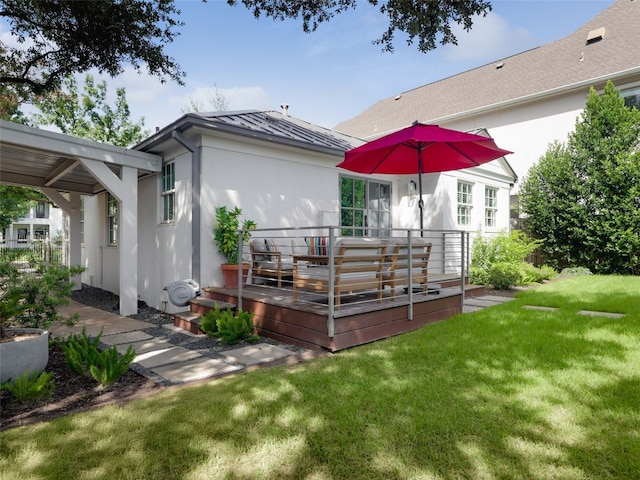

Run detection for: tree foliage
[[30, 75, 149, 147], [1, 0, 492, 101], [0, 0, 185, 95], [229, 0, 492, 53], [519, 81, 640, 274], [0, 185, 46, 231]]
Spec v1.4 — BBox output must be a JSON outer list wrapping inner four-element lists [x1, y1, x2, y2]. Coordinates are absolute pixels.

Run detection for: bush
[[561, 267, 593, 276], [60, 328, 135, 387], [0, 370, 54, 404], [200, 306, 259, 345], [0, 260, 84, 338], [520, 263, 557, 284], [488, 262, 523, 290], [471, 230, 542, 286]]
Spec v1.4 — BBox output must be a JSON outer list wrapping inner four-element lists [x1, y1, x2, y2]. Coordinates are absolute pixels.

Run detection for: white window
[[622, 86, 640, 110], [457, 181, 473, 226], [161, 162, 175, 223], [35, 202, 48, 218], [485, 187, 498, 227], [107, 193, 118, 246]]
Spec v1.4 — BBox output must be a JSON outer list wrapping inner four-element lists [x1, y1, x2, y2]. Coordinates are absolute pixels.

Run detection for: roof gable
[[335, 0, 640, 138]]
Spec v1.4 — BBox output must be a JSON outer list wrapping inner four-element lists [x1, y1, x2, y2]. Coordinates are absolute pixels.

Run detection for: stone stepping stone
[[578, 310, 625, 319], [133, 346, 203, 368], [221, 344, 295, 366], [523, 305, 559, 312], [465, 298, 503, 308], [150, 357, 243, 384], [115, 338, 173, 355], [478, 295, 516, 303], [101, 331, 154, 345]]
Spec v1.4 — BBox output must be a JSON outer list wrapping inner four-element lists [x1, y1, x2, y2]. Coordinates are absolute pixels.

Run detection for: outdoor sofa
[[381, 237, 432, 298], [292, 237, 388, 307]]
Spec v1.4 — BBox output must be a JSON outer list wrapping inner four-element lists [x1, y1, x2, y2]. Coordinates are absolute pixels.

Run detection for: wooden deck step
[[189, 296, 235, 315], [173, 311, 205, 335], [173, 297, 237, 335]]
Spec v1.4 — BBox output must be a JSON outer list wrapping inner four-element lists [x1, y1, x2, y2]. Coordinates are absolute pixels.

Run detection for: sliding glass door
[[340, 176, 391, 237]]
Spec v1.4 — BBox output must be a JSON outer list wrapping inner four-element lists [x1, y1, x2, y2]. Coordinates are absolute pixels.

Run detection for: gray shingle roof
[[335, 0, 640, 139]]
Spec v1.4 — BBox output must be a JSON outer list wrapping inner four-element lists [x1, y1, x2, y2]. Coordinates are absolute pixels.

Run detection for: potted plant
[[0, 260, 84, 384], [213, 206, 256, 288]]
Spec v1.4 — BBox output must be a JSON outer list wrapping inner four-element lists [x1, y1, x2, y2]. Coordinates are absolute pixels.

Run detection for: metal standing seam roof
[[334, 0, 640, 139], [137, 110, 364, 155]]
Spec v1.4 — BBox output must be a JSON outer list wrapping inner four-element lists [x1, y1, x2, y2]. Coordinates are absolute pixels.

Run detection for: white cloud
[[443, 12, 534, 63]]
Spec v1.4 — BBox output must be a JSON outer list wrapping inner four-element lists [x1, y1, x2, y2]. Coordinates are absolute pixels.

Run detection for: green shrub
[[0, 370, 54, 404], [488, 262, 523, 290], [200, 306, 259, 345], [60, 328, 135, 387], [561, 267, 593, 276], [520, 263, 557, 284], [200, 309, 220, 336], [471, 230, 543, 286], [88, 346, 136, 387], [61, 327, 103, 376]]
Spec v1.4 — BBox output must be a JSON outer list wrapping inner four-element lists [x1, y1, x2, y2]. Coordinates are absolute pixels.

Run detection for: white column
[[80, 159, 139, 316]]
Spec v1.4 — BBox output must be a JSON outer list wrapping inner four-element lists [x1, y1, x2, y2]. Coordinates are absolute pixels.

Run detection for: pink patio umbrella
[[337, 122, 513, 234]]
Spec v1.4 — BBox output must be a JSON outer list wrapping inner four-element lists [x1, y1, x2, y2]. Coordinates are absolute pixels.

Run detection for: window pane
[[354, 179, 366, 209]]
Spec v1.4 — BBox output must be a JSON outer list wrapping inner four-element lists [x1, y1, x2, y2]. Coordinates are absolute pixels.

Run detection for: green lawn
[[1, 275, 639, 479]]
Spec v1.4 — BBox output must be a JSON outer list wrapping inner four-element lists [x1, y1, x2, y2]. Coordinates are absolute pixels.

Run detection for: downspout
[[171, 131, 201, 286]]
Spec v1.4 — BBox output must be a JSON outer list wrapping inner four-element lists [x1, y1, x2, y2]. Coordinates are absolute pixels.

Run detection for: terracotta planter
[[221, 263, 250, 289], [0, 328, 49, 384]]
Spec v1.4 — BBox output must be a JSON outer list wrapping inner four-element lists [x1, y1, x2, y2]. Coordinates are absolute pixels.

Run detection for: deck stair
[[172, 297, 236, 335]]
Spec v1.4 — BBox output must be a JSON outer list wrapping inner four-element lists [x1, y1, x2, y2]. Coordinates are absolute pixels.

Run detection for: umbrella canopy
[[337, 123, 513, 233]]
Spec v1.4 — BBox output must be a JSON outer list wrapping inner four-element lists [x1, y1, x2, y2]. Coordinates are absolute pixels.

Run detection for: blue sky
[[3, 0, 616, 132]]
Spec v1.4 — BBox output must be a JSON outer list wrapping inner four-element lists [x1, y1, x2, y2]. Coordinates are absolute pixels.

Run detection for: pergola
[[0, 120, 162, 315]]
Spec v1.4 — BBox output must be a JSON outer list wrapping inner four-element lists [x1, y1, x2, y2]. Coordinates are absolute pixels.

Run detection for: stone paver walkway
[[53, 300, 314, 386]]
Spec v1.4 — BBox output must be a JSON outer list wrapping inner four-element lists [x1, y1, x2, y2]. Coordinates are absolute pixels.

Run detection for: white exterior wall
[[82, 125, 516, 311], [441, 89, 590, 190]]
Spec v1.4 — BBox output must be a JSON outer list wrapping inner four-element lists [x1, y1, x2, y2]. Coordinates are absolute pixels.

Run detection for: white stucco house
[[78, 110, 514, 313], [1, 201, 64, 243], [335, 0, 640, 193]]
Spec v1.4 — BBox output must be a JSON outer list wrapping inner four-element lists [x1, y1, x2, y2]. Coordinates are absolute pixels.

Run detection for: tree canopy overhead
[[228, 0, 493, 53], [0, 0, 185, 96], [0, 0, 492, 100]]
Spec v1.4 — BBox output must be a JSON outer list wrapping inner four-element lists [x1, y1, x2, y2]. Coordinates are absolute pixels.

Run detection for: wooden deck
[[198, 275, 485, 352]]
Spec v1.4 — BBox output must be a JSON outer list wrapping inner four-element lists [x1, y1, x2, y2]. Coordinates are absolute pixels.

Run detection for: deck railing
[[237, 227, 471, 336]]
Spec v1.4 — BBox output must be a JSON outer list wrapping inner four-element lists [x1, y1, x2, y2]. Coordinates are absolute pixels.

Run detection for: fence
[[0, 238, 69, 268]]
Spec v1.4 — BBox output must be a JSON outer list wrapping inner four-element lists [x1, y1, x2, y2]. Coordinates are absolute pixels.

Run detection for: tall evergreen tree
[[520, 81, 640, 274]]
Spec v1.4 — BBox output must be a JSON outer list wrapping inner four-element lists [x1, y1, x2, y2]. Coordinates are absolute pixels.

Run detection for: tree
[[0, 0, 493, 101], [519, 81, 640, 274], [0, 0, 185, 95], [0, 185, 46, 231], [181, 84, 229, 114], [30, 75, 149, 147], [228, 0, 492, 53]]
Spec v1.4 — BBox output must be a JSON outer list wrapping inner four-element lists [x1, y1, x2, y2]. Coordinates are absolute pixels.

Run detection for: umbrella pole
[[418, 148, 424, 237]]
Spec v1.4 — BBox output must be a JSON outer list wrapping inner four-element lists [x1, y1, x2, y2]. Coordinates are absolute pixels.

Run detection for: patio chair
[[250, 237, 307, 287], [382, 237, 432, 298]]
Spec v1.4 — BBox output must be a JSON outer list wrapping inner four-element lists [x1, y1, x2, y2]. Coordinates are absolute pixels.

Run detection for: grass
[[1, 275, 639, 479]]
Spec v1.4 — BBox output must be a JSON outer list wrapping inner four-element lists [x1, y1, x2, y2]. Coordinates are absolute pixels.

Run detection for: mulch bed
[[0, 342, 163, 431]]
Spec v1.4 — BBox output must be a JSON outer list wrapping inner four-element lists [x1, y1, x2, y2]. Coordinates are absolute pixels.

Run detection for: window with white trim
[[457, 181, 473, 226], [485, 187, 498, 227], [107, 193, 118, 246], [622, 86, 640, 110], [161, 162, 175, 223]]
